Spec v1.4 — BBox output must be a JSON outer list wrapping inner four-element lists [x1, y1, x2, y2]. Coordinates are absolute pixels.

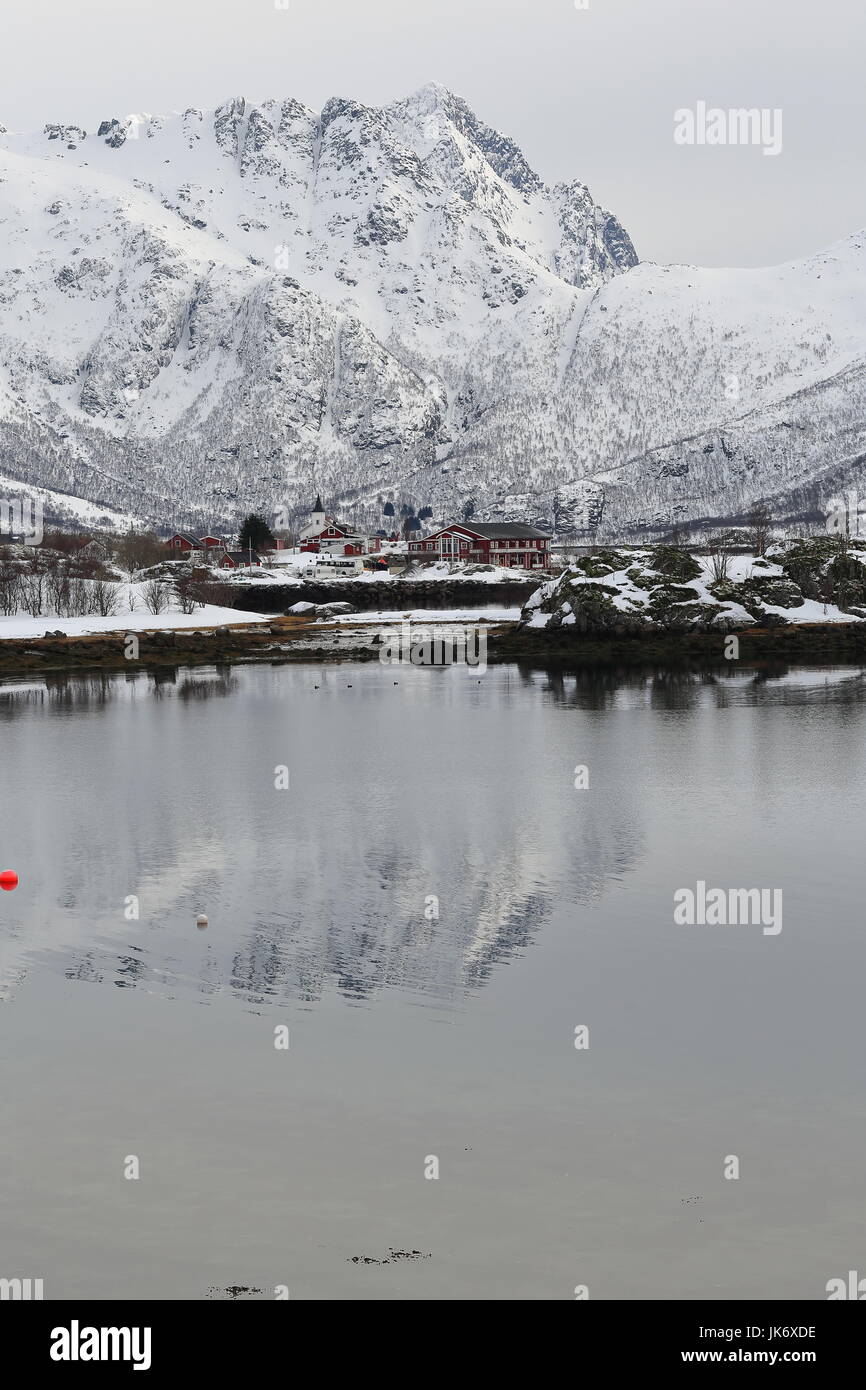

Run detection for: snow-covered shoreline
[[0, 603, 268, 642]]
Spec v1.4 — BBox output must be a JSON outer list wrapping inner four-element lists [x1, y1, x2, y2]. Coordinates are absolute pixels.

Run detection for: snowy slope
[[0, 85, 863, 535]]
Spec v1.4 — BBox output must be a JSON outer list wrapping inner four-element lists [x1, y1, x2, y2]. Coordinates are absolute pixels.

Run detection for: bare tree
[[66, 579, 91, 617], [91, 580, 120, 617], [44, 556, 71, 616], [173, 576, 197, 615], [70, 552, 105, 581], [748, 501, 772, 556], [707, 530, 738, 584], [20, 570, 45, 616], [114, 529, 168, 577], [40, 528, 92, 557], [0, 552, 21, 616], [142, 578, 171, 615], [188, 579, 235, 609]]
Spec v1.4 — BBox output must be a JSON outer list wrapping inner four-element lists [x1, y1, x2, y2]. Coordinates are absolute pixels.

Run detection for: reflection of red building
[[408, 522, 551, 569]]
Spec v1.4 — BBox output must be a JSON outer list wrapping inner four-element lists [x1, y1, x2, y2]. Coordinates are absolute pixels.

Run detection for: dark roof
[[315, 521, 361, 536], [223, 550, 261, 563], [462, 522, 550, 539], [314, 494, 323, 511]]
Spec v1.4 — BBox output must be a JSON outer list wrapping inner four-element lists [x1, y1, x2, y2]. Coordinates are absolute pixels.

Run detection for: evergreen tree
[[238, 513, 275, 553]]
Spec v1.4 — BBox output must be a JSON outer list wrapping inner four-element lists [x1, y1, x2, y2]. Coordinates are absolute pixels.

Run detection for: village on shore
[[2, 490, 866, 668], [162, 496, 553, 577]]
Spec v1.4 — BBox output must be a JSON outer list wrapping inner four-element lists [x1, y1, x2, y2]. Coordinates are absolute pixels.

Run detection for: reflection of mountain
[[10, 658, 860, 1007], [5, 660, 863, 1005], [0, 664, 650, 1007]]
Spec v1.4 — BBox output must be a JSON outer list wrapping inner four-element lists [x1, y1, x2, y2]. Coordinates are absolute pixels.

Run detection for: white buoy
[[196, 913, 209, 930]]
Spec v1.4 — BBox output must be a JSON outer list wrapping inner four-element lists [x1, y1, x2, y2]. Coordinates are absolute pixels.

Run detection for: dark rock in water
[[206, 1285, 263, 1299], [348, 1248, 431, 1265]]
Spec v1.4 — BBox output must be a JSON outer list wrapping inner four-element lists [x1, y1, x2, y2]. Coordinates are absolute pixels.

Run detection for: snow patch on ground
[[0, 579, 266, 640]]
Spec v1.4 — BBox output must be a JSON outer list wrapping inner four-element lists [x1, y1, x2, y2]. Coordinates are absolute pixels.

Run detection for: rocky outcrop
[[520, 540, 866, 637]]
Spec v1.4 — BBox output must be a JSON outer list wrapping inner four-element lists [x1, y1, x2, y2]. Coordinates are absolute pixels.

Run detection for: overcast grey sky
[[2, 0, 863, 267]]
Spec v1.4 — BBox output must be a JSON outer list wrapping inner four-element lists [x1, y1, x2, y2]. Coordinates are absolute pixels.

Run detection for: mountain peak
[[0, 83, 665, 533], [399, 81, 459, 114]]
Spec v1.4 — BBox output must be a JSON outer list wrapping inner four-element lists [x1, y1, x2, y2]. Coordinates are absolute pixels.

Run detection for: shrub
[[647, 546, 702, 582], [142, 578, 170, 615], [91, 580, 120, 617]]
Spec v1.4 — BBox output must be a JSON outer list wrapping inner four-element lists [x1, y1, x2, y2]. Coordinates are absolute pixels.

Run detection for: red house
[[295, 493, 373, 555], [300, 522, 365, 554], [220, 550, 262, 569], [167, 533, 198, 553], [408, 522, 551, 569], [198, 536, 225, 550]]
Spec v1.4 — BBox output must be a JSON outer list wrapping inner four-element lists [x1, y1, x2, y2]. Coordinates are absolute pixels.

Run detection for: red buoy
[[0, 870, 18, 891]]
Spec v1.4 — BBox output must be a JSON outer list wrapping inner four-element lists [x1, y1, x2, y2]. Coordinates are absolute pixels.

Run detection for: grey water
[[1, 660, 865, 1300]]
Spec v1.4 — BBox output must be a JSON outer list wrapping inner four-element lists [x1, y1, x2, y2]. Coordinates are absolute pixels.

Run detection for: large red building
[[299, 521, 365, 556], [408, 522, 551, 569]]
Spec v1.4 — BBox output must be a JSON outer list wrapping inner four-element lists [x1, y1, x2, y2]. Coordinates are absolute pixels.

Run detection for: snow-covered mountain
[[0, 83, 863, 536]]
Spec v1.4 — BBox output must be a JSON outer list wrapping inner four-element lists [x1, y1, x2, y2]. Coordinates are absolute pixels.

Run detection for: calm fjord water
[[1, 661, 864, 1300]]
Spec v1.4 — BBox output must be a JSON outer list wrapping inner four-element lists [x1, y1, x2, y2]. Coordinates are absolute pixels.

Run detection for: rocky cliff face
[[0, 84, 864, 536]]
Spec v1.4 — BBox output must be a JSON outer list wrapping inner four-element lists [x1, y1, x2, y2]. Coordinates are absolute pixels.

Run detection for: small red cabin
[[220, 550, 262, 569]]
